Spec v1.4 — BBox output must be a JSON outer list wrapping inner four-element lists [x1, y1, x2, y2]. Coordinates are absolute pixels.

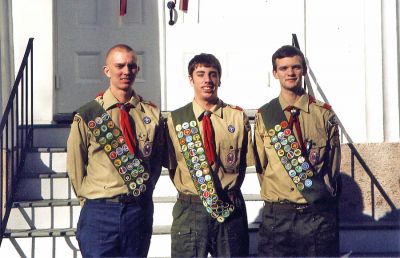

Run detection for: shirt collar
[[192, 98, 224, 120], [102, 88, 141, 110], [279, 92, 310, 113]]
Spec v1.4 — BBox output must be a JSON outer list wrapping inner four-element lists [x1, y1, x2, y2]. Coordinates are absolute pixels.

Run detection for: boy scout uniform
[[67, 88, 164, 257], [166, 99, 254, 257], [254, 93, 341, 257]]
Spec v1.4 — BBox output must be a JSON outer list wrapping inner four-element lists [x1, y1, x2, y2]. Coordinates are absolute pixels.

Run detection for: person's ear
[[103, 66, 111, 78], [272, 70, 278, 79], [189, 75, 194, 86]]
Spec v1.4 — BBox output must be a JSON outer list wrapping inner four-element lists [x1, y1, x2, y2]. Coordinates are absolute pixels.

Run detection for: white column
[[382, 0, 400, 142], [0, 0, 14, 114], [364, 0, 384, 142]]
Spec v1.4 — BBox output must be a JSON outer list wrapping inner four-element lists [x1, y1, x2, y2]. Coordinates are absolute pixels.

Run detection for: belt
[[265, 201, 312, 212], [88, 194, 137, 204], [177, 193, 202, 203], [264, 201, 336, 212], [177, 190, 241, 204]]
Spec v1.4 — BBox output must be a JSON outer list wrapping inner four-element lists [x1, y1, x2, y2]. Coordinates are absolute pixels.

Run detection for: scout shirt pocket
[[219, 141, 242, 173], [137, 132, 154, 161], [307, 131, 328, 173]]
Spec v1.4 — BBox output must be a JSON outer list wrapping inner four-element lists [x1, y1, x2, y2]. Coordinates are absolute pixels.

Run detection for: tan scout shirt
[[166, 99, 255, 195], [254, 93, 341, 203], [67, 89, 164, 201]]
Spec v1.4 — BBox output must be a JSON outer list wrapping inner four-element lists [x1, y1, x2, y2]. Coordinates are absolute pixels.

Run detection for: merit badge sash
[[171, 103, 234, 223], [258, 98, 331, 203], [76, 100, 149, 197]]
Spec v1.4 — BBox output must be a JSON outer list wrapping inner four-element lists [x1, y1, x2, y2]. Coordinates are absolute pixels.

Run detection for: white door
[[55, 0, 161, 114], [164, 0, 304, 111]]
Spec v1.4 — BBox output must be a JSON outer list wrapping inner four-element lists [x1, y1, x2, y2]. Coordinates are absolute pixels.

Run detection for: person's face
[[273, 55, 304, 91], [190, 64, 220, 103], [103, 49, 140, 91]]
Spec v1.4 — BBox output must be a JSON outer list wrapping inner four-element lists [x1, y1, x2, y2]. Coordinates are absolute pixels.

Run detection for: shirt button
[[290, 187, 295, 192]]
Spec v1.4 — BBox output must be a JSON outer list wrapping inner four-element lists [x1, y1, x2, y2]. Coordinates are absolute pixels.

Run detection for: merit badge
[[106, 132, 113, 140], [109, 151, 117, 160], [191, 127, 198, 134], [88, 120, 96, 129], [119, 166, 127, 174], [99, 137, 107, 145], [118, 136, 125, 144], [107, 120, 114, 128], [189, 120, 197, 127], [104, 144, 112, 152], [95, 117, 103, 124], [121, 154, 128, 162], [112, 129, 120, 137], [186, 135, 193, 143], [101, 113, 110, 121], [101, 125, 108, 132], [143, 116, 151, 124], [228, 125, 235, 133], [305, 179, 312, 187], [182, 122, 189, 129], [93, 129, 101, 137], [175, 124, 182, 131], [268, 129, 276, 137]]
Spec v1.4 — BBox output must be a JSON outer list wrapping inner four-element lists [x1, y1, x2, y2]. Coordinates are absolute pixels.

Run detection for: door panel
[[56, 0, 160, 114]]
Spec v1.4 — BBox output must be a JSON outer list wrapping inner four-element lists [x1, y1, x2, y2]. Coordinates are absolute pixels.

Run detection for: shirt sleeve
[[66, 114, 88, 200], [253, 112, 268, 185], [326, 111, 341, 196], [166, 114, 178, 181], [243, 112, 255, 168]]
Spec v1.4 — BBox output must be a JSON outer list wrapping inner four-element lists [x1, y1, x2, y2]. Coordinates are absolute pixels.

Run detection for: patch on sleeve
[[73, 115, 81, 123]]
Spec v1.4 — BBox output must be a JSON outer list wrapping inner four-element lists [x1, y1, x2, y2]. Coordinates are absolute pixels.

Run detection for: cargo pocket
[[171, 201, 197, 257]]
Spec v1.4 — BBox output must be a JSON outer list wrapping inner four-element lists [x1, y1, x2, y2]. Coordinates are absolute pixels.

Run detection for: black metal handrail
[[291, 34, 396, 219], [0, 38, 34, 245]]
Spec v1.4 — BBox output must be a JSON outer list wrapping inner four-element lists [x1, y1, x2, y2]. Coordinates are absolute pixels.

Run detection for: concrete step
[[17, 152, 260, 200], [32, 125, 70, 148], [6, 197, 264, 230], [3, 222, 399, 257]]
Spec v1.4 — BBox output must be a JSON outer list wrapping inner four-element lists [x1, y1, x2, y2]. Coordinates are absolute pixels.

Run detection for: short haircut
[[188, 53, 222, 77], [272, 45, 307, 74], [105, 44, 136, 64]]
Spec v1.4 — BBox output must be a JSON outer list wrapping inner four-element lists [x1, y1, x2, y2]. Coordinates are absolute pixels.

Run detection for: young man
[[67, 44, 164, 257], [254, 45, 341, 257], [166, 53, 254, 257]]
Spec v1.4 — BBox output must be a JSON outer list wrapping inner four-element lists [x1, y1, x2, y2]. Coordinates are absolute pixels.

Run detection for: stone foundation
[[339, 142, 400, 224]]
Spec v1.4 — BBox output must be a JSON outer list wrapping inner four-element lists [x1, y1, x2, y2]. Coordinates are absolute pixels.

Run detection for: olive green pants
[[171, 193, 249, 258], [257, 201, 339, 257]]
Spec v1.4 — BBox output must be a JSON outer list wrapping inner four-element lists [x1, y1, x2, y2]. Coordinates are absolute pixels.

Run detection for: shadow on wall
[[339, 173, 374, 223]]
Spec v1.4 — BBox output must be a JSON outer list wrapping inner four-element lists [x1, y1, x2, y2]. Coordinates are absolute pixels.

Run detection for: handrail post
[[0, 37, 34, 245]]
